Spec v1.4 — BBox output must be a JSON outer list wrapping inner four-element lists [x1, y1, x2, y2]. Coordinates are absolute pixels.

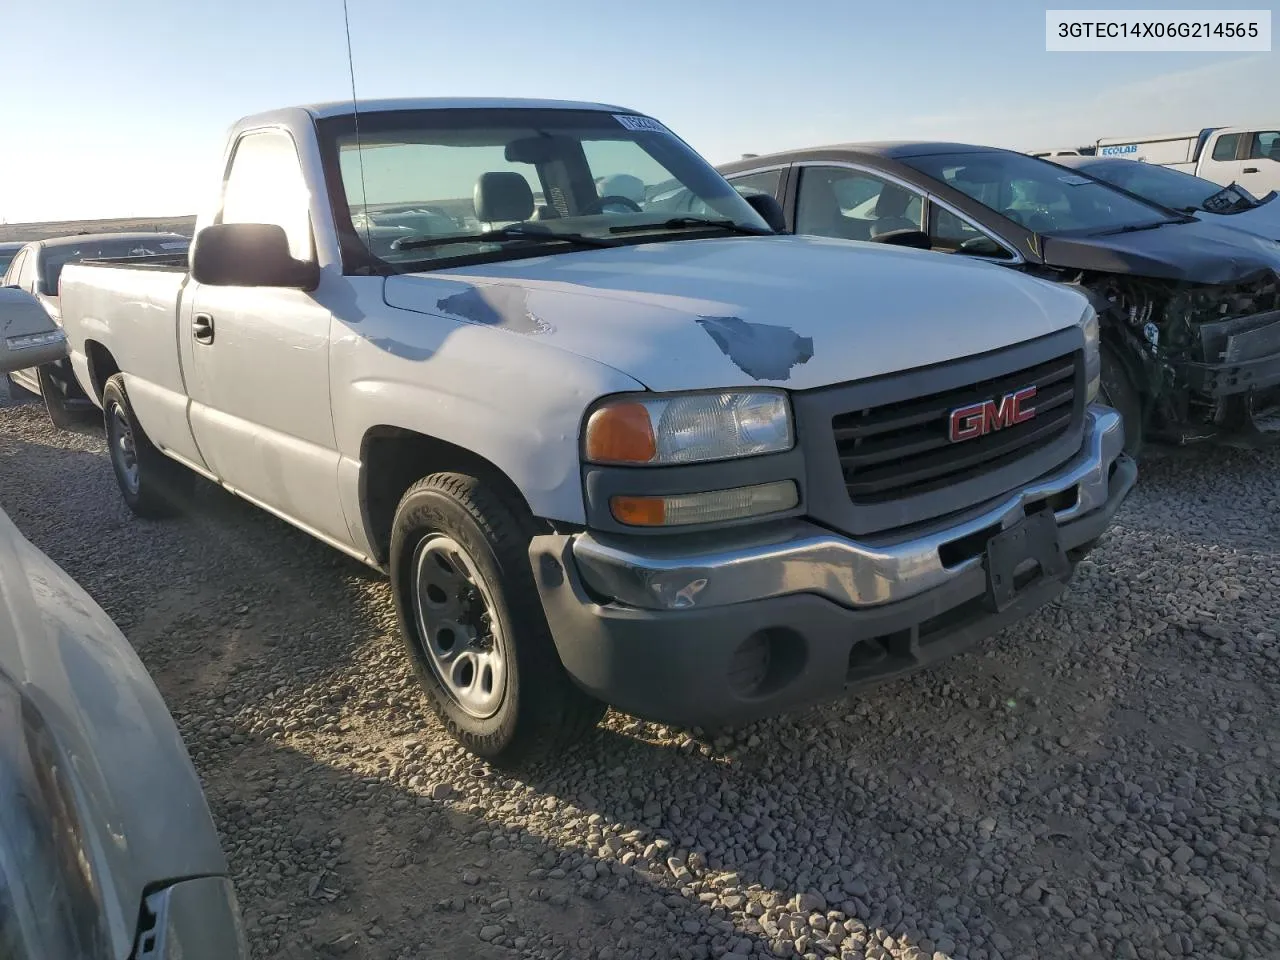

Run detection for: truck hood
[[0, 507, 229, 960], [1038, 217, 1280, 285], [384, 235, 1087, 392]]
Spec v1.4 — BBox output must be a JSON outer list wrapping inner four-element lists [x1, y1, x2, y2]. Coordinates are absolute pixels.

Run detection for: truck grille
[[832, 351, 1079, 505]]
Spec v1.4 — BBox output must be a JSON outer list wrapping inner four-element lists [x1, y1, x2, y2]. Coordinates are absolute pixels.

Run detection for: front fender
[[329, 301, 644, 525]]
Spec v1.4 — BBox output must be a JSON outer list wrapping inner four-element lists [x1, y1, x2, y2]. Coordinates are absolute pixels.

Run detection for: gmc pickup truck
[[57, 98, 1134, 763]]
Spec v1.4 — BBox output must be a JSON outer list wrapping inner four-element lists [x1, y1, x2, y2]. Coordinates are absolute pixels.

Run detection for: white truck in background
[[1095, 125, 1280, 194], [54, 97, 1133, 764]]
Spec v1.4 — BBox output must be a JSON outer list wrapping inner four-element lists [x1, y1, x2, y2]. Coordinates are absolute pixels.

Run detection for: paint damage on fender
[[435, 286, 553, 335], [694, 315, 814, 381]]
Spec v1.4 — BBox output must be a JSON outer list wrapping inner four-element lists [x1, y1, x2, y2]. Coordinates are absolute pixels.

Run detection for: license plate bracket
[[984, 509, 1069, 613]]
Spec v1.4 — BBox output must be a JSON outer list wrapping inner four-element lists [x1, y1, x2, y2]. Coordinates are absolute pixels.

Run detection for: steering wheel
[[585, 195, 643, 214]]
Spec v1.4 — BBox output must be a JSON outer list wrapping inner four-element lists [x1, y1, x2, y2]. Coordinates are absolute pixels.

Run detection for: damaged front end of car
[[1077, 268, 1280, 445]]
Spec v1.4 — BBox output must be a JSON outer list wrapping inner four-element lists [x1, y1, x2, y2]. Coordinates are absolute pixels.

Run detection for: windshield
[[315, 108, 768, 272], [0, 249, 19, 276], [1075, 159, 1258, 213], [39, 235, 189, 295], [902, 150, 1179, 235]]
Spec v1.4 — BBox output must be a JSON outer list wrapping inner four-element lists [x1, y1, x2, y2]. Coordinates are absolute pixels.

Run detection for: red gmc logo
[[948, 386, 1037, 443]]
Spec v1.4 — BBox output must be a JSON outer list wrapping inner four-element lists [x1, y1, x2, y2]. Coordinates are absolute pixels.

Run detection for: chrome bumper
[[573, 405, 1128, 612]]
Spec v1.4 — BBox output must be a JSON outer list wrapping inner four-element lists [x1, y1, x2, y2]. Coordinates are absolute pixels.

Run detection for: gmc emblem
[[948, 386, 1037, 443]]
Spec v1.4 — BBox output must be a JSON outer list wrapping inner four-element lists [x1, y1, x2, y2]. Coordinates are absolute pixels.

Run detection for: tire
[[1098, 345, 1144, 458], [389, 472, 605, 765], [38, 363, 85, 430], [102, 374, 192, 519]]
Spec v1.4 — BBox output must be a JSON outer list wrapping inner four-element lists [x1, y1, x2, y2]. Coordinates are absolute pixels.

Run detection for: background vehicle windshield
[[40, 236, 188, 295], [1074, 158, 1257, 213], [317, 109, 769, 270], [0, 248, 19, 276], [903, 150, 1178, 235]]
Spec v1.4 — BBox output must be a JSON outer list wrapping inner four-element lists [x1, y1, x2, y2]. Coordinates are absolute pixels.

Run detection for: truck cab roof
[[237, 97, 634, 129]]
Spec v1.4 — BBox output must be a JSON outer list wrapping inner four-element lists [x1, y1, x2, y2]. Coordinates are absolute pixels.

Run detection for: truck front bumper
[[530, 407, 1135, 729]]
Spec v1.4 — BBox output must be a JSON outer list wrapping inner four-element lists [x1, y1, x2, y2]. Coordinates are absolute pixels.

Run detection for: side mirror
[[190, 223, 320, 290], [870, 229, 932, 250], [744, 193, 787, 233], [0, 287, 67, 374]]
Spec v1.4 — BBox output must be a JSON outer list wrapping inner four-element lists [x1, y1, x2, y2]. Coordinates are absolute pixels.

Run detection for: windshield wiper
[[393, 225, 620, 252], [1093, 219, 1185, 236], [609, 217, 773, 237]]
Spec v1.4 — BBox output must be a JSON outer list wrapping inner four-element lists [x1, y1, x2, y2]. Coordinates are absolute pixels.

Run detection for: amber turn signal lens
[[609, 495, 667, 526], [583, 402, 657, 464]]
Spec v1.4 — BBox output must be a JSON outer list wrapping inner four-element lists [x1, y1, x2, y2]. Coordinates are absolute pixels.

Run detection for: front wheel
[[1098, 345, 1144, 458], [102, 374, 191, 518], [389, 472, 605, 765]]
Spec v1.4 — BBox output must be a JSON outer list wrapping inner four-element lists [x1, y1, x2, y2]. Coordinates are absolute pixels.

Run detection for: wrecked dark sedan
[[718, 143, 1280, 453]]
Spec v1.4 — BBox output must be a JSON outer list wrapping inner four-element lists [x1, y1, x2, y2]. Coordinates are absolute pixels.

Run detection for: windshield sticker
[[1057, 175, 1093, 186], [613, 114, 669, 134]]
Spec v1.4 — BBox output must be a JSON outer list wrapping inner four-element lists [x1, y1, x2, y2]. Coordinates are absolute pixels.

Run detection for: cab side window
[[3, 249, 27, 288], [1211, 134, 1242, 162], [1249, 131, 1280, 160], [20, 249, 41, 292], [795, 167, 923, 242], [220, 131, 314, 261]]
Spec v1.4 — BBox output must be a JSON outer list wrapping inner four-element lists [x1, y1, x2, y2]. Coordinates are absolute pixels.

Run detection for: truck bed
[[78, 253, 189, 272], [58, 261, 192, 452]]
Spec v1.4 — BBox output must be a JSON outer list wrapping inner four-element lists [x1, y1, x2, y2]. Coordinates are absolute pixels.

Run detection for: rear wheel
[[389, 472, 605, 765], [1098, 345, 1144, 458], [102, 374, 191, 518]]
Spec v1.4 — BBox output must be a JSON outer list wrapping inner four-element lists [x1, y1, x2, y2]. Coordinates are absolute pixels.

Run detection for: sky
[[1, 0, 1277, 223]]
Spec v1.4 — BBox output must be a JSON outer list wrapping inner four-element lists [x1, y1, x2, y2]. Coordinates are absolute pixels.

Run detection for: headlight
[[583, 390, 794, 465], [1080, 305, 1101, 403]]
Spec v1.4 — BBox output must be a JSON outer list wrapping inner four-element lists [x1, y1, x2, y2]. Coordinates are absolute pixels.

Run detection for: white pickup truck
[[1095, 125, 1280, 195], [57, 98, 1134, 763]]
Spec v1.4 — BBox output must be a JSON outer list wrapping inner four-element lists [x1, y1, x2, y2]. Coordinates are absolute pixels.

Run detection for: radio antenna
[[342, 0, 371, 250]]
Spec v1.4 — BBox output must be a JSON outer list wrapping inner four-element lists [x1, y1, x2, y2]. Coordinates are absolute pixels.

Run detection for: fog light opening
[[728, 628, 806, 698]]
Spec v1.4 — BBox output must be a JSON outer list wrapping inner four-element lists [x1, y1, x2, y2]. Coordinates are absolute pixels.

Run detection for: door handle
[[1244, 166, 1259, 174], [193, 313, 215, 344]]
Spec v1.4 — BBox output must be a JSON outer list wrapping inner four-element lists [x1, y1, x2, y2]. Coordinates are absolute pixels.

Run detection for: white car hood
[[384, 235, 1086, 392]]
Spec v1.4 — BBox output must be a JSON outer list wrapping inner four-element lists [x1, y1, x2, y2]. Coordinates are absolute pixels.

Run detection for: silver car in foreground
[[0, 288, 247, 959]]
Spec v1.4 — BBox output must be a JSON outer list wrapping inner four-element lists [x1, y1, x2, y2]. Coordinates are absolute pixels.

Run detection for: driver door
[[183, 129, 349, 545]]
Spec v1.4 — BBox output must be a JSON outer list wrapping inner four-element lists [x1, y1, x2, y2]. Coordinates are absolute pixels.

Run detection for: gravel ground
[[2, 385, 1279, 960]]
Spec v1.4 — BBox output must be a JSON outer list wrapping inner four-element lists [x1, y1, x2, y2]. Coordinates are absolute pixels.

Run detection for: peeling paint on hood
[[695, 316, 814, 381], [383, 235, 1089, 392], [435, 286, 554, 335]]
